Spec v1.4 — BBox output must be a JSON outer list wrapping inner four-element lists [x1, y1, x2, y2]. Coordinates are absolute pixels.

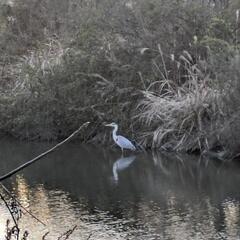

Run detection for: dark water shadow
[[0, 138, 240, 239]]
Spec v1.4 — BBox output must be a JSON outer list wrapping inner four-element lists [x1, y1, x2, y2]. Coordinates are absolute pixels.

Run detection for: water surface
[[0, 138, 240, 239]]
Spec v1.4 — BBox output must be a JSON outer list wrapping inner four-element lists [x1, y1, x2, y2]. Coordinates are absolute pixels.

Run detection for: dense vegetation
[[0, 0, 239, 155]]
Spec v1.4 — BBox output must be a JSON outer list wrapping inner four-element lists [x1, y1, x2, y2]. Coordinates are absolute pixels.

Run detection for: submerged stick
[[0, 122, 90, 182], [57, 225, 77, 240]]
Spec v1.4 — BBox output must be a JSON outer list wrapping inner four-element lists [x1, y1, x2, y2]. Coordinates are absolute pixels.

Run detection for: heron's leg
[[121, 148, 124, 157]]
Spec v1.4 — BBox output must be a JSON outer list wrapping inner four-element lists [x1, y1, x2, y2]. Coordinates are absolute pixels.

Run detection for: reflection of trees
[[1, 175, 127, 239], [130, 196, 219, 239], [115, 151, 240, 239], [0, 139, 240, 239]]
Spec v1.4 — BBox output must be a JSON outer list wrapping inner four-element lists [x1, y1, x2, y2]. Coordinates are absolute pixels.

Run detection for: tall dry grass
[[136, 51, 225, 152]]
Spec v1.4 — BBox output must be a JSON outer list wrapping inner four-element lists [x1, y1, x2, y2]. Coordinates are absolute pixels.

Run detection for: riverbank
[[0, 0, 240, 155]]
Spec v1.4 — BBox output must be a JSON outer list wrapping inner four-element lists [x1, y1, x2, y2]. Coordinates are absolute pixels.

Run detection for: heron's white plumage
[[105, 122, 136, 152], [115, 135, 136, 150]]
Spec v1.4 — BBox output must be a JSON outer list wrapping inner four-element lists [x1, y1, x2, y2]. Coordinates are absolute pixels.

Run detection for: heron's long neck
[[112, 125, 118, 139]]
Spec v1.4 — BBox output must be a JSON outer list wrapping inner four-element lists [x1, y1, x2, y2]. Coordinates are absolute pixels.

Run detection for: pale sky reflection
[[0, 175, 127, 240]]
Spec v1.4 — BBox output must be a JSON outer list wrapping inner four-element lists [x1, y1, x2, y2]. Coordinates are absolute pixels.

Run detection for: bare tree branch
[[0, 122, 90, 182]]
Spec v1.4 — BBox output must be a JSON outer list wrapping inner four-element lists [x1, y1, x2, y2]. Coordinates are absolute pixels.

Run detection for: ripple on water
[[0, 141, 240, 239]]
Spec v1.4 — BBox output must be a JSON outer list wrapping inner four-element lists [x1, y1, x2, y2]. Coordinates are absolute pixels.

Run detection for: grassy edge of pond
[[0, 0, 240, 156]]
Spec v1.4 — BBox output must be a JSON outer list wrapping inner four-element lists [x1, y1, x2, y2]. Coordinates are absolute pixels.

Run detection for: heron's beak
[[105, 123, 112, 127]]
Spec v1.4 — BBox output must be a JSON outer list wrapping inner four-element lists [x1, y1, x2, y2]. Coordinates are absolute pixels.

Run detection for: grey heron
[[105, 123, 136, 154]]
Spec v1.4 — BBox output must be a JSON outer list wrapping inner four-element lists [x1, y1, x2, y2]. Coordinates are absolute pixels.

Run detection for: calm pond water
[[0, 138, 240, 240]]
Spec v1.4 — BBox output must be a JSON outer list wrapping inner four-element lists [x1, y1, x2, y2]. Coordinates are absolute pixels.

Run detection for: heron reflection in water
[[112, 155, 136, 182]]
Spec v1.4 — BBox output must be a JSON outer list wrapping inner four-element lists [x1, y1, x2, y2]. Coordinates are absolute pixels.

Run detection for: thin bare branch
[[0, 122, 90, 181]]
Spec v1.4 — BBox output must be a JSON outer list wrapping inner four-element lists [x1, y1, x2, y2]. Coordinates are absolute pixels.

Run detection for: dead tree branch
[[0, 122, 90, 181]]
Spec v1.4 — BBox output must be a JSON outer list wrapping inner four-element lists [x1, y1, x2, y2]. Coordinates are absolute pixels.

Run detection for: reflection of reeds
[[137, 52, 224, 152], [1, 188, 83, 240], [5, 219, 20, 240]]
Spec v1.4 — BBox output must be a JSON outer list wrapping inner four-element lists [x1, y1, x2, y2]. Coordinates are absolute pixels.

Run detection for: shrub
[[136, 51, 225, 152]]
